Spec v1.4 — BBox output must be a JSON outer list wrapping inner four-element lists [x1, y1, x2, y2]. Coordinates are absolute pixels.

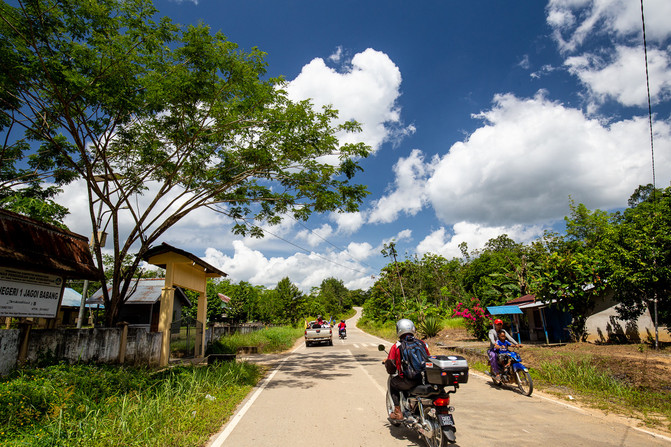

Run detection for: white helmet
[[396, 319, 416, 338]]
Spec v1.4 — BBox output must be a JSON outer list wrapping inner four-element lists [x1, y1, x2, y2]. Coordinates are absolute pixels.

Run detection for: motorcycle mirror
[[378, 344, 386, 351]]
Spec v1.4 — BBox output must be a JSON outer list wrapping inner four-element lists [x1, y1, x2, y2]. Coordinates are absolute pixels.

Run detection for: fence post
[[158, 286, 175, 367], [17, 319, 33, 365], [117, 322, 129, 364]]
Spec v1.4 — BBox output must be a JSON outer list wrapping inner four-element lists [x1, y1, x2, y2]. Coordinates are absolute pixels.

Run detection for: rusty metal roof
[[0, 209, 99, 279], [506, 294, 536, 305], [87, 278, 191, 306], [142, 242, 227, 277]]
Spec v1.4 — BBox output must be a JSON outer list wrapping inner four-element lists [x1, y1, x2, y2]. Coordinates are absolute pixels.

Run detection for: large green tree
[[461, 234, 529, 307], [532, 248, 606, 341], [275, 277, 305, 326], [318, 276, 351, 316], [606, 185, 671, 332], [0, 0, 369, 326], [530, 203, 610, 341]]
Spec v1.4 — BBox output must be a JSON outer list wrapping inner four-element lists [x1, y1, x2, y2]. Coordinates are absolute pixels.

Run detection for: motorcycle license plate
[[438, 414, 454, 426]]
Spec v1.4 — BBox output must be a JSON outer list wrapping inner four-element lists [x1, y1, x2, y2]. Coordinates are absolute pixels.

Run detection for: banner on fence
[[0, 267, 63, 318]]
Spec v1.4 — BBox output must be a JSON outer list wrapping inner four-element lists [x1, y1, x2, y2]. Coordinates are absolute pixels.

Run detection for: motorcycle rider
[[488, 319, 521, 381], [384, 318, 430, 421], [494, 329, 513, 370], [338, 319, 346, 336]]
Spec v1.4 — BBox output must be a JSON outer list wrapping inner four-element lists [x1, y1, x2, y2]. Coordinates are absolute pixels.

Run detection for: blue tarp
[[486, 305, 522, 315]]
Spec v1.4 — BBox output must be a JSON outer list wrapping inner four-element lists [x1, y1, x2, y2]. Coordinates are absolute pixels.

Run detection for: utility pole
[[382, 242, 406, 304]]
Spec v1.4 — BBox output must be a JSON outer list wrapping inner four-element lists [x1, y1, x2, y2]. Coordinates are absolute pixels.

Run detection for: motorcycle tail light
[[433, 397, 450, 407]]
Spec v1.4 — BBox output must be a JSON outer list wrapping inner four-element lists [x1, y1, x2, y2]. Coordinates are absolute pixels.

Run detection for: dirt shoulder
[[424, 327, 671, 435]]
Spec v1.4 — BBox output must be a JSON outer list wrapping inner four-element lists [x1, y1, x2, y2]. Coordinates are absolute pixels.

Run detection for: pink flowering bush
[[452, 298, 492, 340]]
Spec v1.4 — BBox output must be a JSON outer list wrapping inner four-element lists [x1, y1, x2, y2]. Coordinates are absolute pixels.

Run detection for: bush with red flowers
[[452, 298, 492, 340]]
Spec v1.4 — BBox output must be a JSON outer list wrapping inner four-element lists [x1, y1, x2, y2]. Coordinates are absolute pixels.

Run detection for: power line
[[640, 0, 656, 195], [288, 214, 376, 270], [640, 0, 659, 350], [207, 204, 374, 278], [257, 224, 373, 277]]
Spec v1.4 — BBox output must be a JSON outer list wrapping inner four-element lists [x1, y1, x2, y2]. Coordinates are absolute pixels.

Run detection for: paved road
[[207, 309, 671, 447]]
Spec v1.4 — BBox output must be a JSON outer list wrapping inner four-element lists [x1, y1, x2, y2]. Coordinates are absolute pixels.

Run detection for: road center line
[[348, 348, 387, 396]]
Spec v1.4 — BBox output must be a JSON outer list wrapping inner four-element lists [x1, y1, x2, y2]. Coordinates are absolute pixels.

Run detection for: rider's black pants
[[389, 375, 421, 406]]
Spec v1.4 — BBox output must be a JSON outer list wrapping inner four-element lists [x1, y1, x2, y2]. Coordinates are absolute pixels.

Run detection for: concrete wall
[[0, 327, 162, 375], [584, 295, 670, 343], [0, 322, 273, 375], [0, 330, 20, 375]]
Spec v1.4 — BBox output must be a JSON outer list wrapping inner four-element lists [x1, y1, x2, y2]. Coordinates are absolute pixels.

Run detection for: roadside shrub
[[417, 316, 443, 338], [452, 298, 492, 340]]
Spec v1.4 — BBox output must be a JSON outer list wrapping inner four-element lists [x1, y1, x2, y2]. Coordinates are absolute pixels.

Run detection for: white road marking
[[348, 348, 387, 396], [208, 344, 302, 447]]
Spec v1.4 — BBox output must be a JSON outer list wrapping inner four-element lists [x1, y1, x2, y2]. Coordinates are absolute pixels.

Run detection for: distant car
[[304, 321, 333, 347]]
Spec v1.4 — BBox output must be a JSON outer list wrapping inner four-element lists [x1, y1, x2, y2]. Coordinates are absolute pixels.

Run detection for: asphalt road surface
[[207, 309, 671, 447]]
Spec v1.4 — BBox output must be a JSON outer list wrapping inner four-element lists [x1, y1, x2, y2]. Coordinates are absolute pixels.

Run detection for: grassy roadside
[[0, 325, 304, 446], [207, 326, 305, 354], [357, 316, 466, 342]]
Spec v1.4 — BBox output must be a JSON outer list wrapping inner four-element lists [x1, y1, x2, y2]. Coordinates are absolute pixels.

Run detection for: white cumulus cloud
[[204, 242, 374, 292], [296, 223, 334, 248], [547, 0, 671, 109], [565, 45, 671, 107], [368, 149, 431, 223], [285, 48, 413, 152], [425, 92, 671, 227], [416, 222, 545, 260], [330, 211, 365, 234]]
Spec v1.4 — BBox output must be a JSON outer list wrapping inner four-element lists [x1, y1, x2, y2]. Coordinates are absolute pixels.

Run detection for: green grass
[[207, 325, 304, 355], [535, 357, 671, 425], [358, 316, 466, 341], [0, 325, 306, 445], [356, 318, 397, 341], [441, 317, 466, 329], [0, 362, 261, 446]]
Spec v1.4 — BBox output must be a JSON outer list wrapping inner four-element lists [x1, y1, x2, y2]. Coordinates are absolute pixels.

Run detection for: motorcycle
[[379, 344, 468, 446], [339, 327, 347, 339], [488, 346, 533, 396]]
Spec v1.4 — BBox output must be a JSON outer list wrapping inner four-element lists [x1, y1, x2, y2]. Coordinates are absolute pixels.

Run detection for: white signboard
[[0, 267, 63, 318]]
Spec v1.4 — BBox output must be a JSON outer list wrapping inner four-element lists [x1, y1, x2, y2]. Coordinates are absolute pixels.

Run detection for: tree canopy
[[0, 0, 370, 326], [361, 185, 670, 342]]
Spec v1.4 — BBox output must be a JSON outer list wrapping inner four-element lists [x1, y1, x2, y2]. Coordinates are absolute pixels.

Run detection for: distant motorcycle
[[488, 347, 533, 396], [379, 345, 468, 446], [339, 328, 347, 339]]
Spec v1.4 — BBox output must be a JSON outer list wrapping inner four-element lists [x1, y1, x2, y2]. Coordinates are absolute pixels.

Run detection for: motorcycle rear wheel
[[515, 370, 533, 396], [422, 415, 454, 446]]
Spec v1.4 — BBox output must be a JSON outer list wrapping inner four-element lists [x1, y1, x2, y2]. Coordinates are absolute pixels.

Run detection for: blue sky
[[57, 0, 671, 292]]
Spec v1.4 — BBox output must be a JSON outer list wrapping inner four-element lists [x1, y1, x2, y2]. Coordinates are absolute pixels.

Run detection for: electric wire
[[206, 204, 376, 278], [287, 214, 377, 270], [260, 224, 373, 277], [640, 0, 656, 194], [640, 0, 659, 350]]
